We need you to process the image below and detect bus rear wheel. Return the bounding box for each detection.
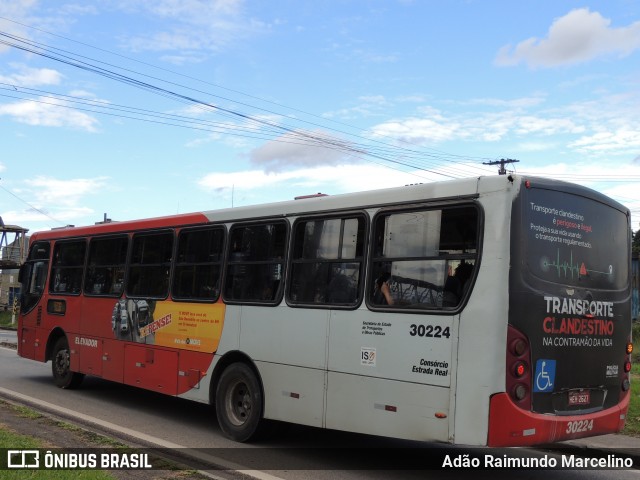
[51,337,84,389]
[215,362,264,442]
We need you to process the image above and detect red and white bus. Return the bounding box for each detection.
[18,175,632,446]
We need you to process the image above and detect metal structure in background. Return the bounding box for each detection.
[0,218,29,322]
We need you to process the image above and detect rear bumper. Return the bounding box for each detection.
[487,392,629,447]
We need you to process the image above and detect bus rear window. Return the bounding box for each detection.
[523,188,628,291]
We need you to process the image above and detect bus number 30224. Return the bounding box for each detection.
[409,324,451,339]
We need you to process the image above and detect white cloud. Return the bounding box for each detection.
[0,1,38,53]
[467,95,546,108]
[0,97,99,131]
[515,141,558,153]
[116,0,268,59]
[495,8,640,68]
[367,91,638,157]
[249,130,358,172]
[25,176,109,207]
[370,115,461,144]
[1,176,110,230]
[514,116,584,136]
[0,64,63,87]
[198,164,443,199]
[568,129,640,155]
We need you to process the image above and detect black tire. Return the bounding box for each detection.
[215,362,264,442]
[51,337,84,389]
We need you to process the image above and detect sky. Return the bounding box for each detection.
[1,0,640,235]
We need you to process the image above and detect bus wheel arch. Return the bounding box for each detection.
[45,327,67,363]
[49,333,85,389]
[211,352,265,442]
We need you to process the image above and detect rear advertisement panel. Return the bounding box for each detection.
[510,179,630,415]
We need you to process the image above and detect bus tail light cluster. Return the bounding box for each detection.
[506,325,531,410]
[622,340,633,395]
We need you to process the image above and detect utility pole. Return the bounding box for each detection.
[483,158,519,175]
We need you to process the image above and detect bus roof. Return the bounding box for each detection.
[27,175,629,241]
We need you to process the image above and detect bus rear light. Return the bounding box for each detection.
[513,384,527,401]
[621,337,633,401]
[506,325,532,410]
[511,339,527,356]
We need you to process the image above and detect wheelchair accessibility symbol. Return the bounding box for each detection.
[533,359,556,393]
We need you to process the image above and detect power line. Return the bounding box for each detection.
[0,180,65,226]
[5,17,640,192]
[0,26,494,180]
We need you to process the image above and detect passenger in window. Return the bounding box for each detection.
[373,272,394,305]
[326,266,355,304]
[443,262,473,307]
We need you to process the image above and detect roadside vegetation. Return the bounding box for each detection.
[0,310,15,328]
[0,404,114,480]
[622,321,640,436]
[0,402,200,478]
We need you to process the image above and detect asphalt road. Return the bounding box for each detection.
[0,343,638,480]
[0,328,17,346]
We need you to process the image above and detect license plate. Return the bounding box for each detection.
[568,391,590,406]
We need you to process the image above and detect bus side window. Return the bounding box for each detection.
[173,226,224,301]
[50,240,86,295]
[126,231,173,298]
[224,222,287,304]
[288,215,365,306]
[85,236,128,296]
[369,206,478,310]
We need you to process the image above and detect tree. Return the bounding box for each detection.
[633,229,640,256]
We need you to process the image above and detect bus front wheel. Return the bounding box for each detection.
[215,362,264,442]
[51,337,85,389]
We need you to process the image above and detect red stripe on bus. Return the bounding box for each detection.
[487,392,629,447]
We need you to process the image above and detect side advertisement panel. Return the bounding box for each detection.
[110,299,225,353]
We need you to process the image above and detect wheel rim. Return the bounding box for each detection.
[224,379,252,427]
[54,348,70,378]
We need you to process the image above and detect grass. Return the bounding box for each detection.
[0,310,16,328]
[623,363,640,436]
[0,401,193,477]
[621,322,640,436]
[0,428,115,480]
[11,404,44,420]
